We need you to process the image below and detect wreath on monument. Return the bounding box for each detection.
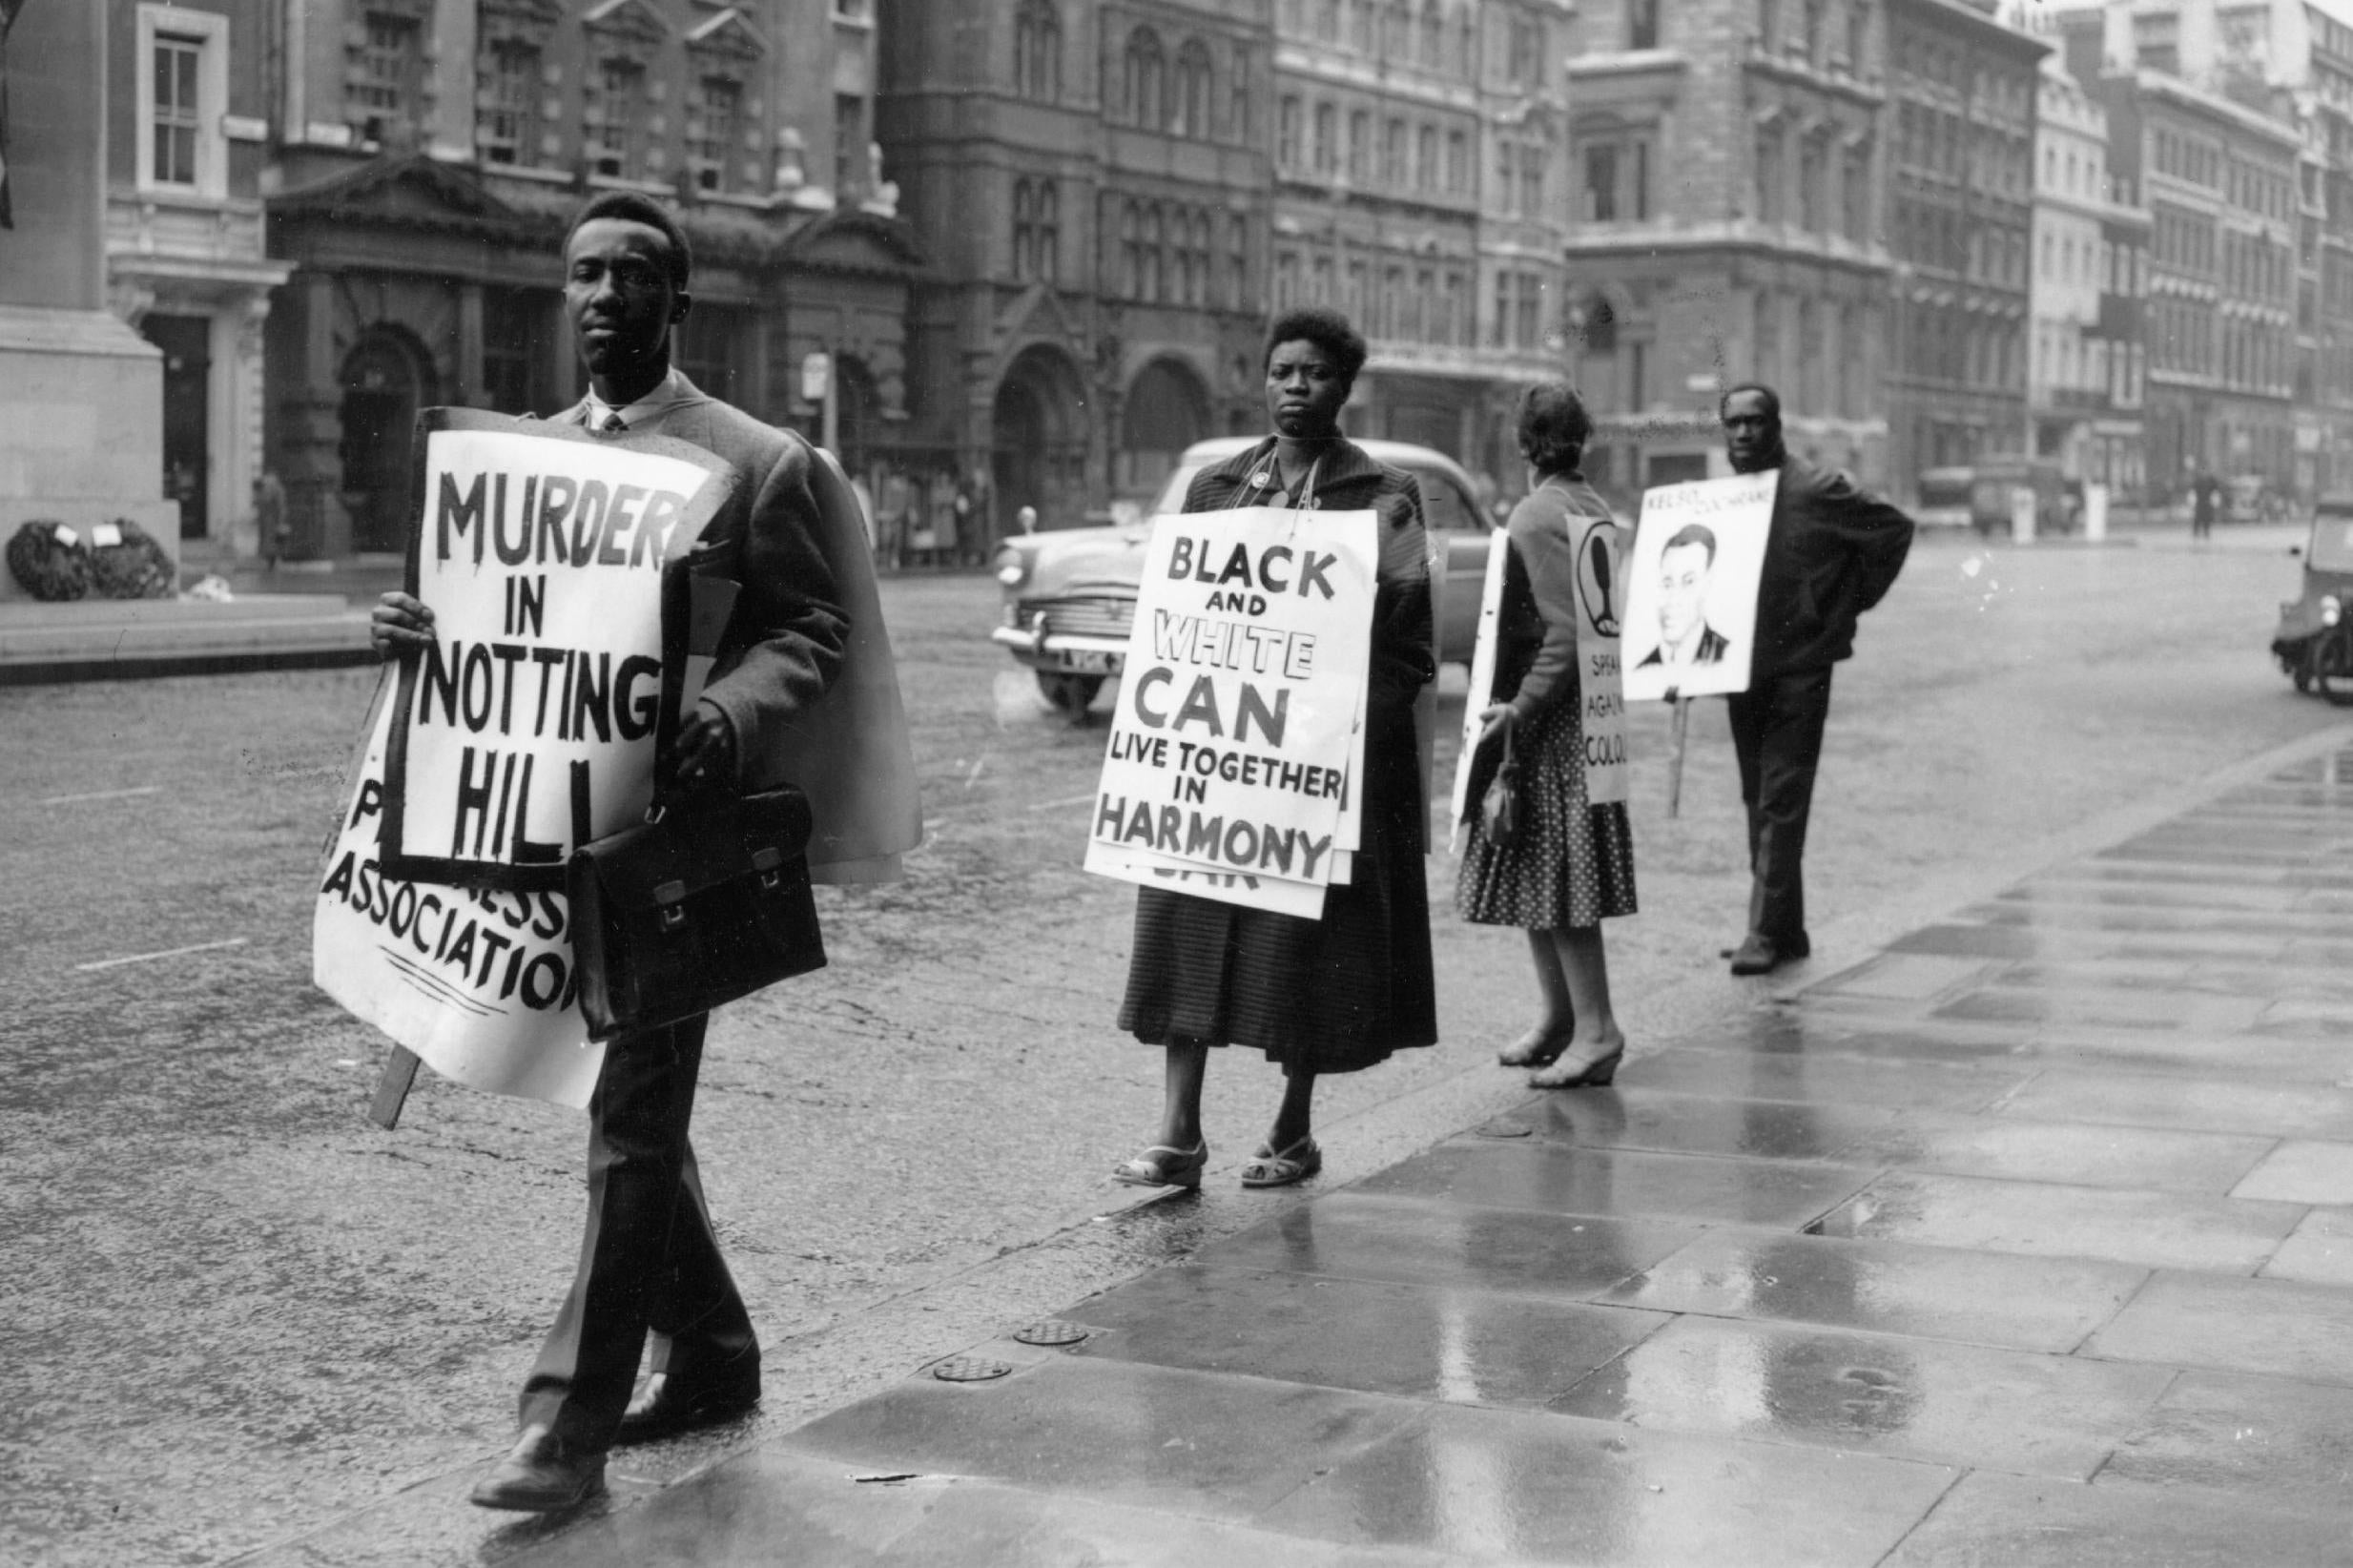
[88,519,177,600]
[7,521,93,601]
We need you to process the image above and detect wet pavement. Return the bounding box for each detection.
[474,736,2353,1565]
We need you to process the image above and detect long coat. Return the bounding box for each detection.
[1117,435,1439,1072]
[563,376,922,883]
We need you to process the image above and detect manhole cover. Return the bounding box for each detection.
[931,1356,1013,1383]
[1474,1124,1533,1139]
[1012,1319,1091,1348]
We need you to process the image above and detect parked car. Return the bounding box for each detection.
[2272,494,2353,702]
[2227,474,2293,524]
[989,436,1496,712]
[1914,462,2078,536]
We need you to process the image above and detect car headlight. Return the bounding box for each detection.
[994,551,1026,588]
[2324,594,2342,629]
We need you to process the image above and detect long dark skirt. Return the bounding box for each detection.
[1118,705,1437,1074]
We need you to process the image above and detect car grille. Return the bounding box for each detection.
[1017,593,1135,641]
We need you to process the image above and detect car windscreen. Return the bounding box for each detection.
[2311,510,2353,572]
[1148,464,1204,518]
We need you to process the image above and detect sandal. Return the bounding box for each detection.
[1529,1044,1625,1090]
[1112,1141,1207,1188]
[1240,1136,1322,1188]
[1496,1026,1571,1069]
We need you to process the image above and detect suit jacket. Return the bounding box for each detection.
[1636,624,1729,668]
[1753,457,1913,678]
[563,376,921,883]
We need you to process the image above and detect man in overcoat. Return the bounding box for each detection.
[1719,383,1913,977]
[371,190,918,1509]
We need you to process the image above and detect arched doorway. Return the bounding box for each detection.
[991,343,1087,537]
[339,330,435,553]
[1119,358,1209,502]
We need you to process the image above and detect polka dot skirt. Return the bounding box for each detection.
[1456,697,1638,930]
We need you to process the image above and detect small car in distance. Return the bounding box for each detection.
[989,436,1496,713]
[2273,494,2353,702]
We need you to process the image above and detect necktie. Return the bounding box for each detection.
[600,411,627,434]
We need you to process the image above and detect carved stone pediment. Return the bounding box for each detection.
[784,209,925,275]
[271,155,541,240]
[583,0,671,50]
[687,8,767,63]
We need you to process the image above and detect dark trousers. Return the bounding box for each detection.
[1725,667,1834,945]
[518,1013,757,1449]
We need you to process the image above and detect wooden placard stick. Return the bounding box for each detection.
[370,1046,421,1129]
[1665,691,1690,818]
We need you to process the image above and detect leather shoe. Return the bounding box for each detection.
[469,1424,607,1512]
[615,1368,761,1446]
[1729,932,1808,976]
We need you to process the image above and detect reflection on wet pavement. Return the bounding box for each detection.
[517,738,2353,1564]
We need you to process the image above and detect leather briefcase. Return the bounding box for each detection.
[567,784,827,1041]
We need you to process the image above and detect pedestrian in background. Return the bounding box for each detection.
[2192,465,2220,541]
[1112,306,1437,1190]
[1456,382,1635,1087]
[1718,383,1914,976]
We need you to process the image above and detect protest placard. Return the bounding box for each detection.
[1084,505,1378,913]
[1620,469,1777,703]
[315,411,737,1108]
[378,411,736,888]
[316,676,605,1106]
[1449,524,1511,851]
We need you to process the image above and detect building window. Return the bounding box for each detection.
[1847,2,1868,71]
[152,32,204,187]
[1349,110,1372,181]
[1122,204,1144,297]
[479,41,540,168]
[1125,28,1166,128]
[1036,181,1060,282]
[836,93,865,196]
[1385,117,1407,185]
[1016,0,1063,101]
[352,10,424,144]
[1446,129,1468,193]
[1229,214,1250,309]
[1417,125,1437,192]
[1756,126,1785,223]
[1800,136,1827,232]
[1146,206,1166,301]
[1275,249,1301,311]
[1630,0,1661,51]
[588,57,646,179]
[1584,143,1620,222]
[1520,141,1546,216]
[1174,40,1212,136]
[1843,144,1870,240]
[675,303,746,405]
[1314,102,1337,175]
[689,77,742,193]
[1499,142,1517,215]
[1279,96,1302,168]
[1580,134,1650,222]
[1014,181,1036,280]
[483,287,547,416]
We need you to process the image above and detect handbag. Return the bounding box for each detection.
[1479,717,1522,850]
[566,784,828,1041]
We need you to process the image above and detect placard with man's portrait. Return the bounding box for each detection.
[1620,469,1778,702]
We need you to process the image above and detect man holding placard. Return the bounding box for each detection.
[1718,383,1914,976]
[367,192,917,1511]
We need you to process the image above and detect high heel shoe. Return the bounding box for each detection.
[1112,1140,1207,1188]
[1496,1026,1571,1068]
[1528,1045,1624,1090]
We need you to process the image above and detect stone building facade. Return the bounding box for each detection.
[105,0,293,554]
[1882,0,2045,497]
[262,0,918,560]
[878,0,1272,536]
[1560,0,1895,503]
[2029,52,2146,498]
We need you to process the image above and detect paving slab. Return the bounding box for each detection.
[774,1357,1420,1525]
[2084,1270,2353,1384]
[1599,1229,2147,1351]
[1624,1045,2026,1112]
[1811,1171,2301,1274]
[1880,1474,2350,1568]
[1992,1069,2353,1141]
[1063,1265,1670,1408]
[2230,1139,2353,1204]
[1551,1315,2174,1480]
[1195,1191,1698,1301]
[1506,1090,2275,1193]
[2263,1207,2353,1287]
[503,1448,1457,1568]
[2102,1369,2353,1498]
[1353,1140,1874,1228]
[1253,1403,1957,1568]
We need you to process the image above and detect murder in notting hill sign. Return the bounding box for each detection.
[1084,505,1377,917]
[312,411,737,1106]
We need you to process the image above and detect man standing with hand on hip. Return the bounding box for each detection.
[1718,383,1913,977]
[370,191,918,1511]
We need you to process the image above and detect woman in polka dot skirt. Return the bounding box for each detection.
[1455,383,1637,1087]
